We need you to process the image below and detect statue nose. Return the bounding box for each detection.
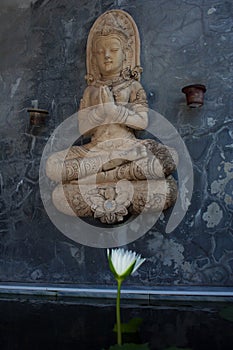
[105,50,111,59]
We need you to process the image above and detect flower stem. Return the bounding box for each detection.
[116,278,122,346]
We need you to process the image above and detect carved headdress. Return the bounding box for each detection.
[86,10,142,84]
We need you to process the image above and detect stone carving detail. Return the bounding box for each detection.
[53,176,177,224]
[46,10,178,224]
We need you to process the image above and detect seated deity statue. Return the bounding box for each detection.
[46,10,178,224]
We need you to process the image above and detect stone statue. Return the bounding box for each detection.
[46,10,178,224]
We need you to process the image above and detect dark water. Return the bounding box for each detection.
[0,297,232,350]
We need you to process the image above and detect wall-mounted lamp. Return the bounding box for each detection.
[27,100,48,126]
[182,84,206,108]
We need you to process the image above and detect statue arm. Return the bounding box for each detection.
[78,86,105,136]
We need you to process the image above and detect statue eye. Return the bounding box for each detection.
[96,49,104,54]
[111,48,119,52]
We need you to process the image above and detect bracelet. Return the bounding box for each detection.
[89,108,102,126]
[114,105,129,123]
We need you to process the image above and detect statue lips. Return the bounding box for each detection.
[104,60,113,65]
[103,60,113,72]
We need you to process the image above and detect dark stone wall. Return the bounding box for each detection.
[0,0,232,286]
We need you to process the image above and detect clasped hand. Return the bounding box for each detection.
[96,86,118,123]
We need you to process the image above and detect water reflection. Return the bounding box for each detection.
[0,297,232,349]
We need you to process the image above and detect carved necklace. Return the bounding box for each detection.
[111,80,133,100]
[95,78,133,100]
[95,76,126,88]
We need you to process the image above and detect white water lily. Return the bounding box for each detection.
[107,248,146,346]
[107,248,146,280]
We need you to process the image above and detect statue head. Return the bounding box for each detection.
[93,35,125,77]
[86,10,142,84]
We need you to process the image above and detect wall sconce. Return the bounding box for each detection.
[182,84,206,108]
[27,100,48,126]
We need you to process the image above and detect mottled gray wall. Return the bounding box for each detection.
[0,0,232,286]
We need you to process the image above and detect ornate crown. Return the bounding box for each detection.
[93,11,134,47]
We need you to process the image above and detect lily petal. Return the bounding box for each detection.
[107,248,146,279]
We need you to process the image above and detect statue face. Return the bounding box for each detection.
[95,36,124,76]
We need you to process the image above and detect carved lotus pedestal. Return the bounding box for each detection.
[52,176,177,224]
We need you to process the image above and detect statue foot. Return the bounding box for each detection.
[102,144,147,171]
[114,144,147,162]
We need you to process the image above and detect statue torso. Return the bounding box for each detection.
[81,79,142,144]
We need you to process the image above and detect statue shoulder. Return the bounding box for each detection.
[131,80,145,92]
[130,80,147,104]
[83,85,98,96]
[80,85,100,108]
